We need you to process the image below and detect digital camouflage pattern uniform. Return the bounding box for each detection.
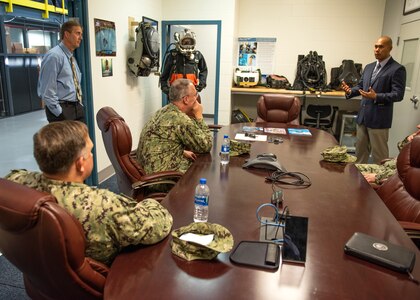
[5,169,173,265]
[136,103,213,174]
[355,135,410,184]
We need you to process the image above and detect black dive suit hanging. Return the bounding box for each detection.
[291,51,327,91]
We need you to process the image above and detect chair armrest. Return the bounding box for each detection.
[132,171,183,190]
[208,124,222,129]
[399,221,420,232]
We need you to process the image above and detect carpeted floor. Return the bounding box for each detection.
[0,175,118,298]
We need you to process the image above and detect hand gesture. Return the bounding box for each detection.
[359,87,377,100]
[341,81,352,95]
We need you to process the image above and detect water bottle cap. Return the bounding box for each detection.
[199,178,207,184]
[224,135,228,138]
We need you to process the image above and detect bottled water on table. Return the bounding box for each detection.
[193,178,210,222]
[220,135,230,165]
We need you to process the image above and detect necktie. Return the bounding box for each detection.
[371,63,381,82]
[70,56,82,103]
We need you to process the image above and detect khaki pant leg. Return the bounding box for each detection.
[368,128,389,164]
[355,124,370,163]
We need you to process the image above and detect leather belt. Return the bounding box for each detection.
[59,100,78,105]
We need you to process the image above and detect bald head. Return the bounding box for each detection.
[374,36,393,62]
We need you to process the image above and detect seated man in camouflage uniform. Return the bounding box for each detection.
[356,124,420,184]
[136,78,213,174]
[5,121,173,266]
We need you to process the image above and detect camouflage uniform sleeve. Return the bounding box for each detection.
[109,195,173,247]
[397,135,410,151]
[177,117,213,153]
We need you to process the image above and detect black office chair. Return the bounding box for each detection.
[303,105,338,132]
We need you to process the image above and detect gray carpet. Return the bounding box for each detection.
[0,256,29,299]
[0,175,118,298]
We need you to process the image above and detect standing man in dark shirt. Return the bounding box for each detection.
[342,36,406,164]
[38,20,85,123]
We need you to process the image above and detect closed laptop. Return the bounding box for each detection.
[344,232,416,273]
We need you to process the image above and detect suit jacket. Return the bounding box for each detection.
[346,57,406,129]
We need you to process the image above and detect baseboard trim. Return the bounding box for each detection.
[98,165,115,183]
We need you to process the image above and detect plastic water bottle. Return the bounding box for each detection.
[193,178,210,222]
[220,135,230,165]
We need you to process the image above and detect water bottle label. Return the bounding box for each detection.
[194,195,208,206]
[221,145,230,152]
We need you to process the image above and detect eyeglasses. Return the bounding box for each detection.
[183,91,198,99]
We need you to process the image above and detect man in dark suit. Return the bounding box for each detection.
[342,36,406,164]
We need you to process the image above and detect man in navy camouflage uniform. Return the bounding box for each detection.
[136,78,213,174]
[356,124,420,184]
[5,121,173,266]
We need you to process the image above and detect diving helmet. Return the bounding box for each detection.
[174,29,196,60]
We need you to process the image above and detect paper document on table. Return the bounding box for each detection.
[235,133,268,141]
[264,128,287,135]
[180,233,214,246]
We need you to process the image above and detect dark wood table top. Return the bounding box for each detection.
[105,123,420,299]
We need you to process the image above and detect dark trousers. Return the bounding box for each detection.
[46,102,86,123]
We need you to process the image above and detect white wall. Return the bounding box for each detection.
[87,0,163,178]
[236,0,386,82]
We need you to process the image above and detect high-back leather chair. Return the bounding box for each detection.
[0,179,108,300]
[96,106,182,201]
[377,137,420,246]
[255,94,301,124]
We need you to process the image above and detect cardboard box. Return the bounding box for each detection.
[11,42,23,54]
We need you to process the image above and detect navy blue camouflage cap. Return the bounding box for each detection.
[171,222,234,261]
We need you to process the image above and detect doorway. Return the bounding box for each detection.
[391,19,420,157]
[161,20,221,124]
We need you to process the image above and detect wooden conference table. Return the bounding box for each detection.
[105,123,420,299]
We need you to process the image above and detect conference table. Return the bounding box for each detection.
[105,123,420,299]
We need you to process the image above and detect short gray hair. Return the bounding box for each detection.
[168,79,192,102]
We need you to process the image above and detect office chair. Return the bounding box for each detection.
[377,137,420,248]
[255,94,301,124]
[0,179,109,300]
[303,104,338,131]
[96,107,183,201]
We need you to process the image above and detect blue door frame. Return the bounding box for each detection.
[161,20,221,124]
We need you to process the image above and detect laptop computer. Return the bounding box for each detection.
[344,232,416,274]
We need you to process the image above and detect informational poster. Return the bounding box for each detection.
[238,37,276,75]
[101,58,113,77]
[94,18,116,56]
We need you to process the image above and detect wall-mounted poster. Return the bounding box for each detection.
[94,18,116,56]
[102,58,113,77]
[238,37,276,75]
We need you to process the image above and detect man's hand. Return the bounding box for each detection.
[408,125,420,142]
[363,173,376,183]
[183,150,197,161]
[359,87,377,100]
[191,100,203,120]
[341,81,352,95]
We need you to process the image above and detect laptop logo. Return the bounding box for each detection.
[372,243,388,251]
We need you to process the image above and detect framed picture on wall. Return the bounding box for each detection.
[94,18,116,56]
[403,0,420,15]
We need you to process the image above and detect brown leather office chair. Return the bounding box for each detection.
[96,106,183,201]
[377,136,420,247]
[255,94,301,124]
[0,179,108,300]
